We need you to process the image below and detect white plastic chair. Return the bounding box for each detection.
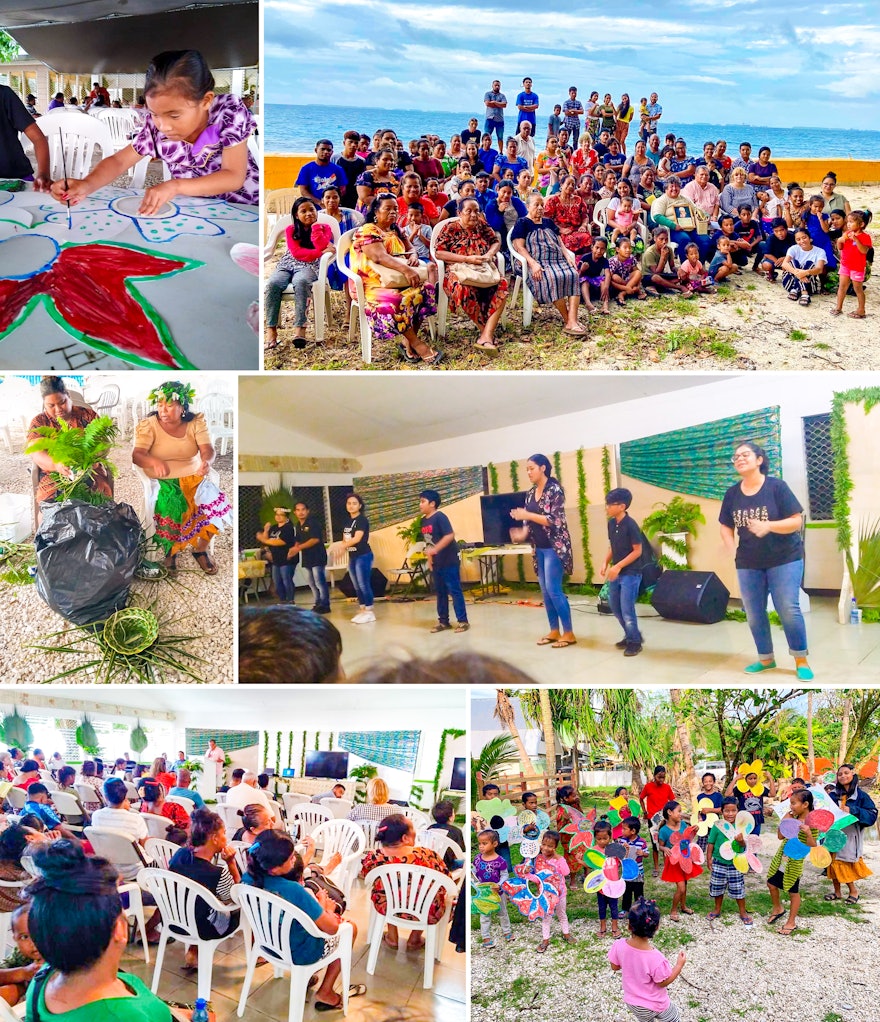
[165,794,197,813]
[228,840,252,876]
[267,798,285,829]
[0,878,28,959]
[214,802,244,833]
[75,783,103,809]
[231,884,353,1022]
[287,805,332,841]
[36,109,114,179]
[124,780,141,804]
[598,198,649,245]
[282,792,312,818]
[363,864,458,989]
[402,807,431,832]
[118,880,150,963]
[138,867,243,1002]
[141,812,173,839]
[83,827,150,884]
[430,216,506,339]
[95,108,140,152]
[324,543,350,590]
[354,819,380,852]
[335,228,372,362]
[416,830,465,881]
[320,797,353,820]
[4,788,26,812]
[49,790,85,829]
[507,225,534,328]
[198,393,234,456]
[145,837,180,869]
[264,212,336,342]
[0,997,24,1020]
[310,820,365,899]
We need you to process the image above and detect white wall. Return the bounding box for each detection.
[239,409,351,459]
[355,373,879,517]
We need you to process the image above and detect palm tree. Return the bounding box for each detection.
[471,734,519,806]
[493,690,536,775]
[540,688,556,781]
[839,694,853,766]
[806,691,815,779]
[670,689,698,807]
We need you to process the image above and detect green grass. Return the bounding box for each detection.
[789,328,808,341]
[823,1013,845,1022]
[813,342,832,350]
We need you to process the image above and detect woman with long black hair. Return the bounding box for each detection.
[719,440,812,678]
[509,453,576,648]
[826,764,875,904]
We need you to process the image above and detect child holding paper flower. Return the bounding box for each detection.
[767,788,817,935]
[658,801,703,921]
[724,762,776,835]
[706,798,753,925]
[534,830,575,952]
[473,829,514,948]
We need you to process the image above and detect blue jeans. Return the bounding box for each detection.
[265,264,318,328]
[303,565,329,607]
[272,563,294,603]
[670,229,712,262]
[433,563,467,625]
[535,547,572,634]
[484,118,504,148]
[349,552,374,608]
[609,573,642,645]
[737,558,808,657]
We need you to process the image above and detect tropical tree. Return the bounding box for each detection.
[807,691,815,778]
[670,689,698,807]
[540,689,556,780]
[493,690,536,775]
[518,689,595,784]
[471,734,519,807]
[839,694,853,766]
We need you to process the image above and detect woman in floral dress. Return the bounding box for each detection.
[544,173,593,253]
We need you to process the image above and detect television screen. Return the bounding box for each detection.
[480,492,528,546]
[449,756,466,790]
[305,751,349,779]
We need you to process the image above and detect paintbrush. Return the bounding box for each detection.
[58,129,71,230]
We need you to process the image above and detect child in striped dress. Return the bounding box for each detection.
[766,789,817,935]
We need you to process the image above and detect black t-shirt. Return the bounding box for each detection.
[719,476,804,569]
[578,253,609,279]
[0,85,36,178]
[343,515,371,557]
[266,521,296,566]
[368,150,412,174]
[429,821,466,868]
[461,128,481,146]
[607,513,643,575]
[525,494,552,548]
[292,517,328,568]
[734,219,762,245]
[734,789,766,825]
[169,850,238,939]
[765,232,793,258]
[421,510,459,568]
[594,141,609,159]
[337,155,366,208]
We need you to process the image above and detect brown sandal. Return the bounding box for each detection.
[192,550,219,575]
[537,634,560,645]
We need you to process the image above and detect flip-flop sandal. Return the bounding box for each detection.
[768,911,786,922]
[778,925,796,936]
[397,343,421,364]
[551,638,577,648]
[829,309,842,317]
[421,350,444,365]
[823,894,842,902]
[475,342,500,357]
[845,895,861,904]
[617,294,627,306]
[192,550,219,575]
[315,987,366,1013]
[740,915,754,926]
[537,635,560,645]
[562,327,587,336]
[535,939,550,953]
[680,908,695,915]
[707,912,721,921]
[848,312,866,319]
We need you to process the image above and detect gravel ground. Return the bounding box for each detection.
[472,829,880,1022]
[0,418,234,683]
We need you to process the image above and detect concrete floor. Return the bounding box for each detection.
[120,880,465,1022]
[308,590,880,684]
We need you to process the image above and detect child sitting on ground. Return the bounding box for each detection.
[473,828,514,947]
[619,816,648,912]
[767,788,817,935]
[534,830,575,952]
[609,238,644,305]
[609,898,686,1022]
[757,217,794,282]
[708,235,738,282]
[706,797,753,925]
[593,820,621,937]
[0,905,43,1007]
[677,242,716,293]
[805,194,838,269]
[713,214,751,267]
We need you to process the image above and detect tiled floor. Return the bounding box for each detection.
[330,593,880,684]
[121,882,465,1021]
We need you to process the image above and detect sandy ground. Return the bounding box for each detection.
[471,814,880,1022]
[264,183,879,372]
[0,416,234,683]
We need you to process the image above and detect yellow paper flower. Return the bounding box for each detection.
[735,760,766,796]
[690,796,719,837]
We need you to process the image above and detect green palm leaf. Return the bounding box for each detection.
[845,518,880,608]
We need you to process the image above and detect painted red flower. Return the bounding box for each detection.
[667,825,704,874]
[0,238,201,368]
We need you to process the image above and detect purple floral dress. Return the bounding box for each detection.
[132,93,258,205]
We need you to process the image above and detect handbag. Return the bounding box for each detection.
[373,256,429,289]
[451,259,501,288]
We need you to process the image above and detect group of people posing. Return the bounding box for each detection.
[278,101,871,358]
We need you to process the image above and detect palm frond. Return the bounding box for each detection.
[845,517,880,608]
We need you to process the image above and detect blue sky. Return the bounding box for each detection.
[265,0,878,129]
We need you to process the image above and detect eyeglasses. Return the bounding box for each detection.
[731,452,754,462]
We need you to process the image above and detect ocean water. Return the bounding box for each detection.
[266,103,880,160]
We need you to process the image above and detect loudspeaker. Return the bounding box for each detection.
[336,568,388,599]
[650,570,729,624]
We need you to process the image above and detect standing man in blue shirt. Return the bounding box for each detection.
[295,139,347,203]
[562,86,584,149]
[483,79,507,149]
[516,78,539,131]
[643,93,662,141]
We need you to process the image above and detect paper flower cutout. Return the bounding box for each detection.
[0,232,200,368]
[718,814,762,874]
[736,761,766,796]
[37,191,258,247]
[666,825,705,874]
[691,797,720,837]
[779,803,850,864]
[519,837,540,860]
[518,810,537,827]
[470,874,501,915]
[560,818,596,853]
[502,869,560,920]
[607,796,642,828]
[582,852,627,898]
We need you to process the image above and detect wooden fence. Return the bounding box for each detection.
[476,768,575,809]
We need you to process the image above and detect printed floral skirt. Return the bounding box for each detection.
[154,474,232,554]
[354,283,438,341]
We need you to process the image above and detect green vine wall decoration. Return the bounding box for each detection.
[553,451,562,483]
[602,445,612,494]
[509,461,525,582]
[314,731,321,750]
[831,388,880,553]
[488,462,499,494]
[300,731,307,777]
[577,447,593,582]
[275,731,281,775]
[262,731,269,770]
[329,733,334,751]
[287,731,293,770]
[433,728,466,798]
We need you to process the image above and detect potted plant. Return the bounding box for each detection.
[642,496,705,569]
[349,763,378,804]
[844,518,880,621]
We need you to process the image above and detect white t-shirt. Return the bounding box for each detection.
[224,783,273,813]
[786,244,826,271]
[205,745,225,781]
[90,807,148,879]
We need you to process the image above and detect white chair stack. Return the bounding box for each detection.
[309,820,365,899]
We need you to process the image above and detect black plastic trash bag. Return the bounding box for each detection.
[34,500,143,625]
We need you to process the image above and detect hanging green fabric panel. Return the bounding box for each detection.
[337,731,421,771]
[619,406,781,499]
[186,730,259,755]
[353,467,483,530]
